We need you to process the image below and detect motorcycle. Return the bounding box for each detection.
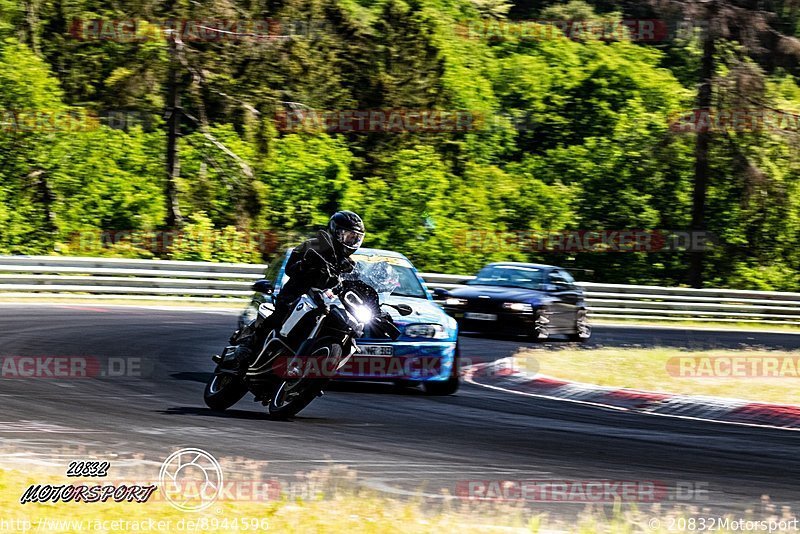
[203,251,412,418]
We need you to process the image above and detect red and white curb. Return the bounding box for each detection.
[464,358,800,431]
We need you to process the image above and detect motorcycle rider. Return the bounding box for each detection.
[228,211,366,368]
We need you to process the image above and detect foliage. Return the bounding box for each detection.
[169,212,261,263]
[0,0,798,290]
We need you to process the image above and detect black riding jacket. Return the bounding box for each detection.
[278,230,355,305]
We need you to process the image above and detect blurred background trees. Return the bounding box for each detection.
[0,0,798,289]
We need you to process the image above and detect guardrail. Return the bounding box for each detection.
[0,256,264,305]
[0,257,798,325]
[420,273,800,325]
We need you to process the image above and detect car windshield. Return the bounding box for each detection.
[467,265,544,290]
[353,258,428,299]
[278,252,427,299]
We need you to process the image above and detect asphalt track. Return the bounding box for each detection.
[1,304,798,518]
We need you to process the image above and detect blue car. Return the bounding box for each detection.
[240,247,461,395]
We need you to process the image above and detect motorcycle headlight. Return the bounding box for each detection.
[445,298,467,306]
[405,324,449,339]
[352,305,374,324]
[502,302,533,312]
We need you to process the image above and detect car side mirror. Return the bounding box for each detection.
[541,283,558,292]
[394,304,413,316]
[432,287,450,299]
[384,303,414,316]
[252,279,274,294]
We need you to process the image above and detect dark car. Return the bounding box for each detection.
[437,262,591,341]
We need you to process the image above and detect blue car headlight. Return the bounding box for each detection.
[405,323,449,339]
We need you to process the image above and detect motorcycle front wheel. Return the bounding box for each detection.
[204,370,248,411]
[268,341,342,418]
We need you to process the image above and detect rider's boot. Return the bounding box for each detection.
[217,332,258,371]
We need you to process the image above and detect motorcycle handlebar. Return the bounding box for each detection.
[307,288,329,309]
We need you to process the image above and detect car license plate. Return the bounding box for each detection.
[464,312,498,321]
[359,345,394,356]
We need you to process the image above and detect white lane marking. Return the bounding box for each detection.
[0,394,156,398]
[0,421,107,433]
[0,303,242,314]
[463,367,800,433]
[362,478,461,500]
[261,460,473,466]
[520,368,798,414]
[465,374,628,412]
[468,359,800,414]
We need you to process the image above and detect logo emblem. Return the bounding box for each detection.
[159,448,223,512]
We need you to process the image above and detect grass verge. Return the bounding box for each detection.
[514,347,800,405]
[1,466,797,533]
[0,466,530,533]
[591,318,800,333]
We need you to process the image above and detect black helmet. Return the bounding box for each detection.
[328,210,365,256]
